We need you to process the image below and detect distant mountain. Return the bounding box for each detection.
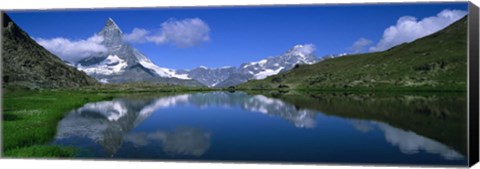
[217,44,321,87]
[177,66,237,87]
[2,13,98,89]
[182,44,321,87]
[238,16,468,91]
[75,18,203,86]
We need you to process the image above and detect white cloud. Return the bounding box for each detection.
[124,18,210,48]
[123,28,149,43]
[349,38,372,53]
[290,44,316,56]
[369,9,467,52]
[36,34,107,63]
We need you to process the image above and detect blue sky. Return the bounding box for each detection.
[7,2,468,69]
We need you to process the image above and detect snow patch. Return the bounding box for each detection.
[77,55,127,75]
[210,81,221,87]
[242,64,251,69]
[136,54,191,80]
[253,67,284,80]
[258,59,268,65]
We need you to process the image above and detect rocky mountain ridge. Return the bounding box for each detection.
[2,13,98,89]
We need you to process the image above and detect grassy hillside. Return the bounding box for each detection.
[238,16,468,91]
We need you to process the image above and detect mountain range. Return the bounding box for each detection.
[68,18,322,87]
[178,44,321,87]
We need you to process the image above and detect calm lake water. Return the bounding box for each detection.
[52,91,467,166]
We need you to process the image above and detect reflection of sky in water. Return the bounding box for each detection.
[350,120,464,160]
[52,92,466,165]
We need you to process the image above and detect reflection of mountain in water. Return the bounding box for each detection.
[131,92,318,128]
[274,92,467,156]
[54,91,465,160]
[54,92,317,157]
[55,98,161,156]
[184,92,318,128]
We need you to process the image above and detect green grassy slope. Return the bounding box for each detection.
[2,88,116,157]
[238,16,468,91]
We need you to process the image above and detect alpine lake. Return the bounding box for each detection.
[51,90,467,166]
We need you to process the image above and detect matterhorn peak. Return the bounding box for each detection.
[98,17,124,48]
[104,18,122,33]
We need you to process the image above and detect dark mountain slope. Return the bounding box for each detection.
[2,13,98,89]
[238,16,468,91]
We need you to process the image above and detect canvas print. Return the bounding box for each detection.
[1,2,472,166]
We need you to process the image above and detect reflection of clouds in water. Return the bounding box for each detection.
[290,110,316,128]
[350,120,464,160]
[251,95,285,106]
[162,127,211,156]
[376,122,464,160]
[123,132,150,147]
[124,127,211,157]
[351,120,374,133]
[55,113,109,141]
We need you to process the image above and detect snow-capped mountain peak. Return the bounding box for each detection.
[240,44,320,80]
[98,18,124,48]
[106,18,121,30]
[74,18,197,85]
[282,44,317,64]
